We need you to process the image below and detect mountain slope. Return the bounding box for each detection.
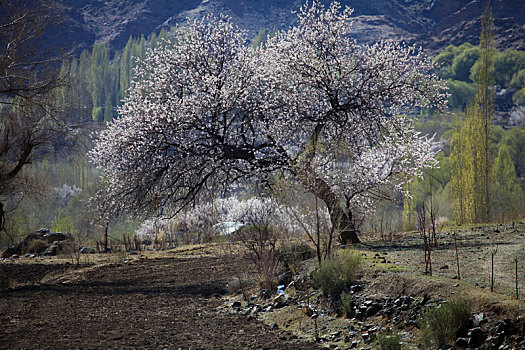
[61,0,525,54]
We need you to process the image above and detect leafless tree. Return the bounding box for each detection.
[0,0,71,240]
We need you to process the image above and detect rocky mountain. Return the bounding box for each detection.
[60,0,525,54]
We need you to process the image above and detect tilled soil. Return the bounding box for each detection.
[0,256,321,349]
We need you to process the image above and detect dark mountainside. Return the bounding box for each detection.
[61,0,525,53]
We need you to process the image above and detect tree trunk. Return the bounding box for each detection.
[303,172,361,244]
[330,204,360,244]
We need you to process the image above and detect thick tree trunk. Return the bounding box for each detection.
[306,176,360,244]
[329,204,360,244]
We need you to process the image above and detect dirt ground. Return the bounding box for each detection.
[0,256,322,350]
[363,220,525,300]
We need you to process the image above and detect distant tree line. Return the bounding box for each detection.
[434,43,525,109]
[56,28,171,124]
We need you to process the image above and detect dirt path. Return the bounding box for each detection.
[0,256,321,349]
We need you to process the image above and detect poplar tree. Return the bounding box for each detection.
[451,2,495,224]
[475,2,495,222]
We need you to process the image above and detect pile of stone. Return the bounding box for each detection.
[1,228,73,258]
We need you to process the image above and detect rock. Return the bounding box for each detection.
[493,321,507,334]
[486,333,505,350]
[43,232,68,243]
[456,337,469,348]
[273,300,286,309]
[468,327,484,347]
[349,340,360,349]
[382,307,395,317]
[504,318,516,335]
[2,246,20,258]
[292,276,309,291]
[473,313,484,327]
[273,294,284,304]
[368,326,379,333]
[365,302,382,317]
[350,284,363,293]
[361,332,374,344]
[261,289,271,299]
[355,306,367,320]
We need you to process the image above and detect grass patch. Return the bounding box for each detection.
[377,328,402,350]
[340,290,353,318]
[373,262,410,273]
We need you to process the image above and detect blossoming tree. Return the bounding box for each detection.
[90,1,446,244]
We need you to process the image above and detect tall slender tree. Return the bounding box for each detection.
[451,1,495,224]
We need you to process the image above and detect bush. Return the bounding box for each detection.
[418,298,472,348]
[340,290,353,318]
[377,328,402,350]
[311,250,362,298]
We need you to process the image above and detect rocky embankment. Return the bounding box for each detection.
[224,274,525,349]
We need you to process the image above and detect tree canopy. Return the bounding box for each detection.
[90,1,446,244]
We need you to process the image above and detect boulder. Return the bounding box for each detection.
[43,232,68,243]
[468,327,484,348]
[456,337,469,348]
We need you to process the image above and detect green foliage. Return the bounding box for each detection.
[91,106,102,122]
[450,5,495,225]
[51,213,76,234]
[510,68,525,89]
[513,88,525,106]
[451,46,479,82]
[446,80,476,110]
[434,43,477,81]
[494,50,525,87]
[501,127,525,177]
[250,28,266,49]
[340,290,353,318]
[377,328,402,350]
[418,298,472,348]
[491,144,525,221]
[311,250,362,297]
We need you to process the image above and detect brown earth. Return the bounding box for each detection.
[0,256,321,350]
